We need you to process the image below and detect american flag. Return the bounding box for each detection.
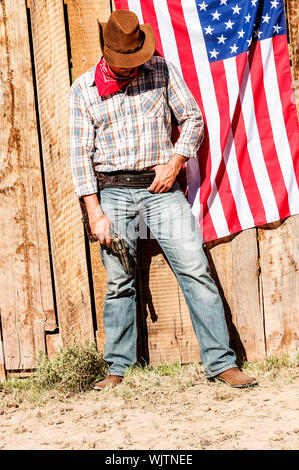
[114,0,299,242]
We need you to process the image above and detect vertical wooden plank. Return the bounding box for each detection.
[28,0,94,343]
[138,240,200,366]
[259,217,299,356]
[65,0,111,352]
[65,0,111,80]
[0,0,55,370]
[206,230,266,362]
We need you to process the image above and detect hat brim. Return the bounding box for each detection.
[98,22,156,68]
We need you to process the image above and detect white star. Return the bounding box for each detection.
[245,14,251,23]
[217,34,227,44]
[238,29,245,39]
[273,24,282,33]
[204,25,214,35]
[271,0,279,8]
[199,1,208,11]
[212,10,221,20]
[232,4,241,14]
[247,38,252,47]
[209,49,219,59]
[251,0,258,6]
[262,13,271,23]
[254,29,263,38]
[225,19,234,29]
[230,44,238,54]
[220,0,227,4]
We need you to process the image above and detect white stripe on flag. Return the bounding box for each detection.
[152,0,183,75]
[181,0,229,238]
[127,0,144,23]
[260,38,299,214]
[238,55,280,222]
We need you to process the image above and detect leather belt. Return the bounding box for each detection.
[95,170,156,189]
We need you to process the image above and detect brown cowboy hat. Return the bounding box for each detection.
[98,10,156,68]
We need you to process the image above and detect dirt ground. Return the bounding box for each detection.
[0,362,298,450]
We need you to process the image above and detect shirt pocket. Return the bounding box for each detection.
[140,87,166,117]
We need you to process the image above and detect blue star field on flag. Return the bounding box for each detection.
[196,0,286,62]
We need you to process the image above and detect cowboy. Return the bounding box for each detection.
[68,10,257,389]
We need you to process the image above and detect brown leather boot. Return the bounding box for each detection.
[215,367,258,388]
[93,375,123,390]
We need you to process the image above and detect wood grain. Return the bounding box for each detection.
[206,230,266,362]
[28,0,94,344]
[65,0,111,80]
[258,216,299,356]
[65,0,111,353]
[0,0,55,370]
[46,333,62,360]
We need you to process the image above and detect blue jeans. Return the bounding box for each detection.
[99,182,237,378]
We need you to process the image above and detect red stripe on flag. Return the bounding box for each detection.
[165,0,217,240]
[138,0,164,56]
[248,41,291,220]
[272,35,299,187]
[114,0,129,10]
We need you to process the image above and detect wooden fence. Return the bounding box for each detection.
[0,0,298,381]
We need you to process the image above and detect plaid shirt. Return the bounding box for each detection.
[68,56,204,197]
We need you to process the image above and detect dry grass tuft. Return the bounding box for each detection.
[0,342,107,406]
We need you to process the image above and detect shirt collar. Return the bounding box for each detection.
[88,57,155,87]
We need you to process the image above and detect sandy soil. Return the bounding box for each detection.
[0,366,298,450]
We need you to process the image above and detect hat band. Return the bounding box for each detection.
[106,32,145,54]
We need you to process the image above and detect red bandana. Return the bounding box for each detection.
[94,57,138,97]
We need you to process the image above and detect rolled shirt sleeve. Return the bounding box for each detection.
[167,61,204,159]
[68,84,98,197]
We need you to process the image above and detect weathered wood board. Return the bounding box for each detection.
[46,333,62,360]
[65,0,112,352]
[0,0,55,370]
[65,0,110,81]
[28,0,94,344]
[258,216,299,356]
[206,230,266,362]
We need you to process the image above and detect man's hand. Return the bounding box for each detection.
[90,212,113,247]
[83,194,113,247]
[147,153,187,194]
